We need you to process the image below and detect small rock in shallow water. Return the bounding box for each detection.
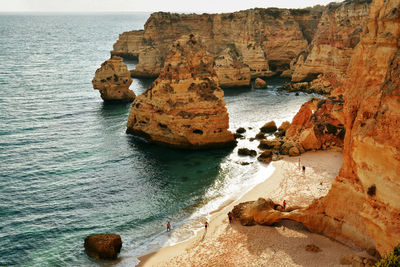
[84,233,122,260]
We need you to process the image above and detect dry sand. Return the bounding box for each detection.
[138,151,368,267]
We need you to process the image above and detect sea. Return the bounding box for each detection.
[0,13,315,266]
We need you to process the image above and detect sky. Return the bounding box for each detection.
[0,0,339,13]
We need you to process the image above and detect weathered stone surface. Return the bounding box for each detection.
[258,140,282,150]
[257,150,273,163]
[285,96,345,151]
[84,234,122,260]
[291,0,370,86]
[92,56,135,101]
[260,121,277,133]
[254,78,267,89]
[111,8,322,87]
[126,35,236,149]
[288,146,300,156]
[283,0,400,256]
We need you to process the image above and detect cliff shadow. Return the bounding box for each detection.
[227,219,353,266]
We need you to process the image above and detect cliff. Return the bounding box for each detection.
[112,8,322,87]
[126,35,236,149]
[92,56,135,101]
[234,0,400,256]
[306,0,400,254]
[291,0,370,85]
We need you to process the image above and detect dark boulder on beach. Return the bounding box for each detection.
[84,233,122,260]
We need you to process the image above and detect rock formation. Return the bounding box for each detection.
[126,35,236,149]
[92,56,135,101]
[285,95,345,151]
[303,0,400,255]
[234,0,400,256]
[111,8,322,87]
[84,234,122,260]
[254,78,267,89]
[291,0,370,87]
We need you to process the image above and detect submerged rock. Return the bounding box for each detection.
[238,148,257,157]
[84,234,122,260]
[92,56,135,102]
[126,35,236,149]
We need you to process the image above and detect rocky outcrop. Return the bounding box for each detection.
[240,0,400,256]
[254,78,267,89]
[285,95,345,151]
[126,35,236,149]
[303,0,400,255]
[291,0,370,87]
[111,8,322,87]
[92,56,135,101]
[84,234,122,260]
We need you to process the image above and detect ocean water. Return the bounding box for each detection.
[0,13,314,266]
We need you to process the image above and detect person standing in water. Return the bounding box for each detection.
[167,222,171,232]
[205,221,209,230]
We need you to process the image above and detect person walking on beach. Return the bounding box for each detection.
[205,221,209,230]
[167,222,171,232]
[302,166,306,173]
[228,212,233,224]
[283,200,286,210]
[298,157,301,169]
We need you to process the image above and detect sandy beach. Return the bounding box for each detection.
[138,151,368,266]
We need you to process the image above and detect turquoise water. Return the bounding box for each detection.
[0,13,313,266]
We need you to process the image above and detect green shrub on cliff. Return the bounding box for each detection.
[375,243,400,267]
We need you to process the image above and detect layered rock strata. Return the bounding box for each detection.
[126,36,236,149]
[92,56,135,101]
[291,0,370,86]
[235,0,400,256]
[304,0,400,255]
[112,8,322,87]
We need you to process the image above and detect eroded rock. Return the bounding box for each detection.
[84,234,122,260]
[126,35,236,149]
[92,56,135,101]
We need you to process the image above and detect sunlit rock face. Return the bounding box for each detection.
[111,8,322,87]
[291,0,370,87]
[302,0,400,255]
[126,36,236,149]
[92,56,135,101]
[233,0,400,256]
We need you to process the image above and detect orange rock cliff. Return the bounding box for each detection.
[111,8,322,87]
[291,0,371,86]
[126,35,236,149]
[233,0,400,256]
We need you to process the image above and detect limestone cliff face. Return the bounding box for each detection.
[92,56,135,101]
[112,8,321,87]
[126,36,236,149]
[235,0,400,255]
[291,0,370,84]
[308,0,400,254]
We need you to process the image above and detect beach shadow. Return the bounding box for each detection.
[229,219,351,266]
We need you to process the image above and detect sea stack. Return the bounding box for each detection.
[126,35,236,149]
[92,56,135,102]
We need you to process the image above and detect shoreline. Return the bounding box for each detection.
[137,150,369,266]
